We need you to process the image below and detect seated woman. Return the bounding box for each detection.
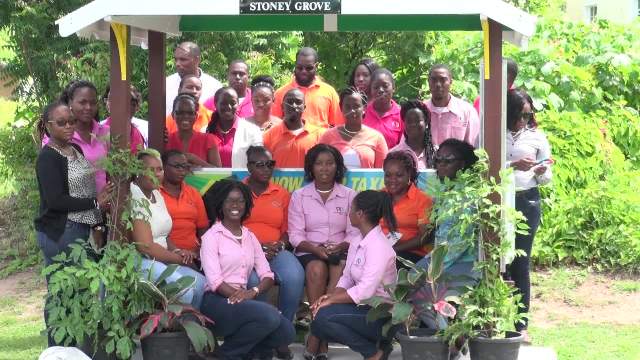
[131,149,206,309]
[348,58,380,100]
[362,68,403,149]
[382,151,434,265]
[416,138,480,329]
[288,144,358,360]
[245,76,283,132]
[165,74,212,134]
[310,190,398,360]
[165,93,222,167]
[318,88,388,169]
[390,100,437,169]
[159,150,209,263]
[200,179,295,360]
[206,86,263,168]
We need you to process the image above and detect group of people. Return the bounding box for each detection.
[34,41,552,359]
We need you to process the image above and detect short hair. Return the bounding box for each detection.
[161,149,185,164]
[251,75,276,92]
[506,58,518,83]
[383,150,419,184]
[400,100,435,168]
[353,190,397,232]
[429,64,452,79]
[37,100,68,140]
[339,87,367,109]
[178,74,202,91]
[203,179,254,223]
[284,87,304,101]
[304,144,347,184]
[176,41,201,58]
[507,88,537,129]
[370,68,395,87]
[245,145,269,160]
[102,84,142,106]
[228,59,248,72]
[137,148,162,163]
[172,93,198,114]
[438,138,479,171]
[296,47,318,62]
[348,58,380,88]
[206,86,237,133]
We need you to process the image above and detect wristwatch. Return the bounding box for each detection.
[250,286,260,295]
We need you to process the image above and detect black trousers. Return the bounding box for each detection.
[508,187,541,331]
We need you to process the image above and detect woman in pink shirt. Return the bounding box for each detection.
[310,190,398,360]
[390,100,437,169]
[101,84,146,153]
[362,68,404,149]
[319,88,388,169]
[200,179,294,360]
[288,144,358,360]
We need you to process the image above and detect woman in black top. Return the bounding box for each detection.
[35,101,113,346]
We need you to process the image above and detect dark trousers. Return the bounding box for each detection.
[396,250,423,270]
[311,303,394,358]
[201,291,295,360]
[507,187,541,331]
[36,221,91,347]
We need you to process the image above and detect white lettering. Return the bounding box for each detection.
[323,2,330,10]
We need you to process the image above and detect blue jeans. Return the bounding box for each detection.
[201,292,295,360]
[311,304,394,358]
[247,250,305,321]
[37,221,91,347]
[139,258,207,310]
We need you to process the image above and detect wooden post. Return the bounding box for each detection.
[148,30,166,151]
[483,19,504,181]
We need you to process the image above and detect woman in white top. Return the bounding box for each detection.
[131,149,206,309]
[505,89,552,343]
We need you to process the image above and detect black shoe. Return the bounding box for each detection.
[275,347,294,360]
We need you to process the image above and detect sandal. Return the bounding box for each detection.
[314,354,328,360]
[303,334,316,360]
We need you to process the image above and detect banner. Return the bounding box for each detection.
[239,0,341,14]
[186,168,437,195]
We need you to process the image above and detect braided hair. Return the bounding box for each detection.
[36,100,68,141]
[353,190,397,232]
[172,92,198,114]
[250,75,275,93]
[400,100,436,168]
[339,87,368,109]
[383,150,419,184]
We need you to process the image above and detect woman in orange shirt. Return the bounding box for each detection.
[382,150,433,265]
[243,145,303,360]
[318,88,388,169]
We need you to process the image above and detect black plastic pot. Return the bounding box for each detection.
[396,328,449,360]
[141,331,190,360]
[469,331,523,360]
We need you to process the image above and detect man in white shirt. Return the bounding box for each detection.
[165,41,222,115]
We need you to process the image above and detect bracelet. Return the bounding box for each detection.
[92,225,105,232]
[93,198,99,209]
[251,286,260,295]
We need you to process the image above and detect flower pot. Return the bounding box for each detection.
[469,331,523,360]
[396,328,449,360]
[141,331,190,360]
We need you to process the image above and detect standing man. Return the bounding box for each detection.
[203,59,254,118]
[166,41,222,115]
[272,47,342,129]
[425,64,480,147]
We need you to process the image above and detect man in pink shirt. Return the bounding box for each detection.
[203,60,254,118]
[425,64,480,147]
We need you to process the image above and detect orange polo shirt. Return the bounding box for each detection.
[263,121,324,168]
[159,183,209,252]
[243,181,291,244]
[381,184,433,257]
[165,104,212,134]
[271,78,342,129]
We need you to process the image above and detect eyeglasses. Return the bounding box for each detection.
[248,160,276,169]
[521,112,535,122]
[434,156,461,165]
[48,118,77,127]
[167,163,190,171]
[295,65,316,72]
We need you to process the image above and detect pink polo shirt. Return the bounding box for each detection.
[362,100,404,149]
[200,222,274,292]
[42,120,109,193]
[425,96,480,148]
[203,88,254,119]
[101,117,145,153]
[337,225,397,304]
[390,136,431,170]
[288,182,359,256]
[209,118,238,167]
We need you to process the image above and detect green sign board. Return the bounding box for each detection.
[240,0,341,14]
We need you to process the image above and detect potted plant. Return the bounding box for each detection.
[135,263,216,360]
[440,150,528,360]
[366,244,458,360]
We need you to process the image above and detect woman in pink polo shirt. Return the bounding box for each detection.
[310,190,398,360]
[200,179,294,360]
[288,144,359,360]
[363,68,404,149]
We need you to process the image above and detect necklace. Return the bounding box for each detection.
[341,125,361,135]
[218,126,232,135]
[49,142,75,157]
[316,187,334,194]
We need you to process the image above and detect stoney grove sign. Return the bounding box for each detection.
[240,0,341,14]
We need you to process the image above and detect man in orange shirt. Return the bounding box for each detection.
[263,88,324,168]
[271,47,342,129]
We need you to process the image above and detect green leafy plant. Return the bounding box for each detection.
[135,263,216,353]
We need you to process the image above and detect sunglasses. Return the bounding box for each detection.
[434,157,461,165]
[521,112,535,122]
[167,163,191,170]
[48,118,77,127]
[248,160,276,169]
